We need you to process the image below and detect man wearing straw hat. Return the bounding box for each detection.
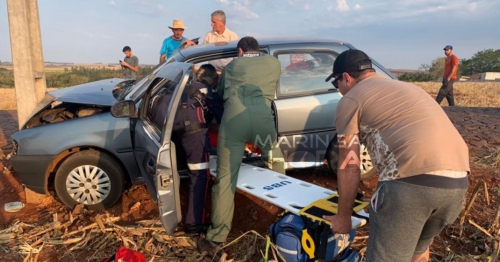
[159,19,188,63]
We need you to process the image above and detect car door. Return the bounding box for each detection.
[270,44,349,169]
[132,62,193,234]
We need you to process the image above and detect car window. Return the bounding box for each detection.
[125,62,168,100]
[143,71,187,138]
[372,63,392,78]
[186,48,268,73]
[277,51,336,97]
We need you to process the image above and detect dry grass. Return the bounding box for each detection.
[0,88,57,110]
[0,64,121,72]
[414,81,500,107]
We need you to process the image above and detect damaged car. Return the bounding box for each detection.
[10,38,395,231]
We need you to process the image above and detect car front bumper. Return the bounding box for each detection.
[10,155,54,194]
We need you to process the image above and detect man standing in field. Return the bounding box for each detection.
[120,46,139,80]
[323,49,469,262]
[436,45,459,106]
[159,20,188,63]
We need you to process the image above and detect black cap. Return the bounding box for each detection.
[325,49,373,82]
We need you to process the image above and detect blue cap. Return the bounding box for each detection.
[443,45,453,50]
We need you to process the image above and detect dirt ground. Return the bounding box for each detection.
[1,107,499,261]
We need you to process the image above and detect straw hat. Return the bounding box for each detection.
[168,19,187,30]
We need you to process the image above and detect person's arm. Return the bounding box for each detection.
[129,64,139,72]
[121,57,139,72]
[159,54,166,63]
[123,57,139,72]
[159,38,168,63]
[121,62,139,72]
[323,133,361,233]
[447,56,459,81]
[183,39,197,48]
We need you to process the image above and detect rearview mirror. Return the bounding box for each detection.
[111,100,137,118]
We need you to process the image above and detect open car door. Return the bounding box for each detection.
[132,62,193,234]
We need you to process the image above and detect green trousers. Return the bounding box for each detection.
[206,103,285,242]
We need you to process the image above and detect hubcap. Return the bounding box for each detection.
[360,144,374,174]
[66,165,111,205]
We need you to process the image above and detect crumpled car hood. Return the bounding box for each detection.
[48,78,126,106]
[21,78,128,129]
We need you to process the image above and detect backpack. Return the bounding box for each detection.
[269,213,359,262]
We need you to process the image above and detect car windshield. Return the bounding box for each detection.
[117,62,166,100]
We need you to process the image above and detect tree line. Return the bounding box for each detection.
[0,65,155,88]
[398,48,500,82]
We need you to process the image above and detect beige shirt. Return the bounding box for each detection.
[335,74,470,181]
[203,27,239,71]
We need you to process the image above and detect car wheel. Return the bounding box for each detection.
[54,150,124,210]
[325,135,377,181]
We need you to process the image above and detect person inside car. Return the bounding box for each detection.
[285,53,314,72]
[152,65,223,235]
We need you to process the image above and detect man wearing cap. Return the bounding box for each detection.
[159,19,188,63]
[322,49,469,261]
[436,45,459,106]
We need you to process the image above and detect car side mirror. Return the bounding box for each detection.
[111,100,137,118]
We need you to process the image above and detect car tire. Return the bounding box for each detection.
[54,150,124,210]
[325,135,377,181]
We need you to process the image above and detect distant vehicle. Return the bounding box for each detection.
[10,38,395,232]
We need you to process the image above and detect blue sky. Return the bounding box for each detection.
[1,0,499,69]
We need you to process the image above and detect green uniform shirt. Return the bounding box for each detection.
[217,52,280,107]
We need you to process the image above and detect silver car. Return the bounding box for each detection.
[10,38,395,233]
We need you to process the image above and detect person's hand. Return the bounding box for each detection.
[322,214,351,234]
[183,39,196,48]
[447,77,451,82]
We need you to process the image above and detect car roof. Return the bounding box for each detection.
[175,37,349,58]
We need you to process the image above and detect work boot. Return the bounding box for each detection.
[197,235,224,261]
[185,223,211,235]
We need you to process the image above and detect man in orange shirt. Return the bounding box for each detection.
[436,45,459,106]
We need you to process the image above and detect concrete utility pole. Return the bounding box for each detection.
[6,0,47,204]
[6,0,47,127]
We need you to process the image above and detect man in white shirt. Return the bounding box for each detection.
[185,10,239,71]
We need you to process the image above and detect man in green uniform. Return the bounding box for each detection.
[198,36,285,257]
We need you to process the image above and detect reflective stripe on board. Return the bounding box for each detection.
[187,162,210,170]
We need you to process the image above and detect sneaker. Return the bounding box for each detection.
[197,235,224,261]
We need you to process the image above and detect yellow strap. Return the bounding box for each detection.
[301,228,315,259]
[298,193,369,225]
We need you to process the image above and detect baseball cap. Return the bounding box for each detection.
[443,45,453,50]
[325,49,373,82]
